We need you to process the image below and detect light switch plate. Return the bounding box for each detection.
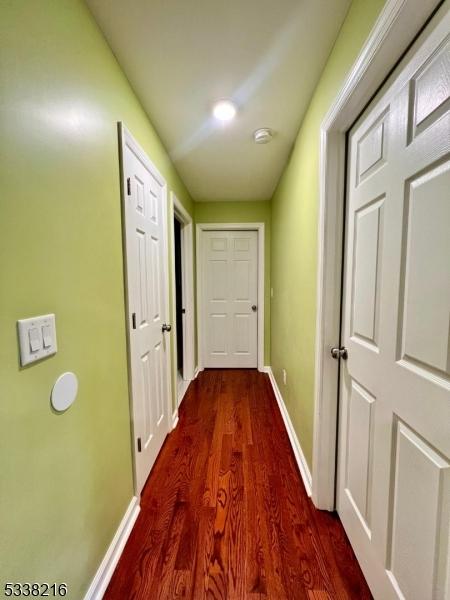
[18,314,57,366]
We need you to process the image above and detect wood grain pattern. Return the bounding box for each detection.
[104,369,372,599]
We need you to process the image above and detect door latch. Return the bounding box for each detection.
[331,346,348,360]
[137,437,142,452]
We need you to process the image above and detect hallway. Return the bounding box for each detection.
[104,370,371,599]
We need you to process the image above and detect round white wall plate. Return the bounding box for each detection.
[51,372,78,412]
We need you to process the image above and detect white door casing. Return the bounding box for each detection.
[119,124,171,495]
[200,229,258,369]
[337,8,450,599]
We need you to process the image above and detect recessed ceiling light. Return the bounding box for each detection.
[212,99,237,122]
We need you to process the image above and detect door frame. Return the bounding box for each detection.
[196,222,265,372]
[311,0,441,510]
[170,192,195,411]
[118,122,172,494]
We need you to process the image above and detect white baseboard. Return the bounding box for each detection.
[260,365,271,373]
[177,378,190,407]
[172,408,179,430]
[194,366,202,379]
[84,496,140,600]
[265,367,313,497]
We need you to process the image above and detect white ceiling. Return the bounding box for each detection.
[86,0,351,201]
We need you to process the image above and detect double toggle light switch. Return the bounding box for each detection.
[17,314,57,366]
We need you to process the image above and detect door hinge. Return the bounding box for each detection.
[132,312,137,329]
[127,177,131,196]
[137,437,142,452]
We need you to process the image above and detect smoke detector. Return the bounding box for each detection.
[253,128,273,144]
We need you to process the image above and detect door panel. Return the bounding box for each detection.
[356,109,389,183]
[400,162,450,377]
[233,313,251,354]
[338,7,450,599]
[122,129,170,494]
[202,230,258,368]
[345,380,375,532]
[208,260,228,300]
[387,421,450,600]
[208,313,228,355]
[233,260,251,301]
[150,235,161,320]
[410,37,450,138]
[351,196,384,348]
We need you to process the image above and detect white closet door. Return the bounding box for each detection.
[122,131,170,494]
[338,7,450,599]
[202,230,258,368]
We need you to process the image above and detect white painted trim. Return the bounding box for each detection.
[194,366,201,379]
[83,496,140,600]
[172,408,179,430]
[266,368,312,496]
[118,122,172,495]
[170,192,195,408]
[196,223,265,371]
[178,375,190,404]
[162,177,173,441]
[312,0,440,510]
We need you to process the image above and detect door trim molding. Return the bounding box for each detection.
[170,192,195,412]
[312,0,441,510]
[118,122,172,495]
[196,222,265,372]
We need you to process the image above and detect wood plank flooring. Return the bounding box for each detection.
[104,369,372,599]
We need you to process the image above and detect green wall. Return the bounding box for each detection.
[195,201,271,364]
[270,0,386,469]
[0,1,193,598]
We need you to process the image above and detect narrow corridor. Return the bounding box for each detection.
[104,369,371,599]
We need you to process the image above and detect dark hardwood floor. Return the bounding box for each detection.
[104,369,372,599]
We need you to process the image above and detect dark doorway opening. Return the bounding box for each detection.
[174,217,183,377]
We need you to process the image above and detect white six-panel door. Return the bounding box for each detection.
[202,230,258,368]
[338,6,450,599]
[121,127,171,494]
